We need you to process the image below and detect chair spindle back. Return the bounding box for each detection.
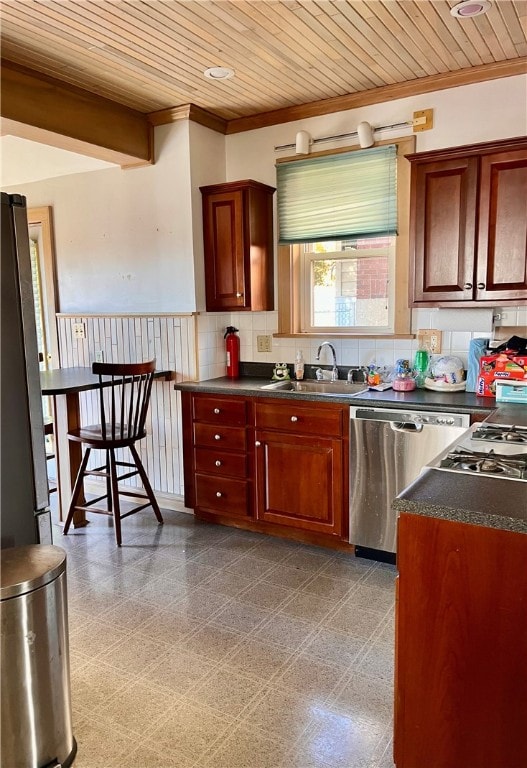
[92,360,156,441]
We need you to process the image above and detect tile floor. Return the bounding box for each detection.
[57,507,396,768]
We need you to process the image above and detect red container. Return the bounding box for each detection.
[224,326,240,379]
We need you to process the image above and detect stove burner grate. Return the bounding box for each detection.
[440,447,527,480]
[472,424,527,444]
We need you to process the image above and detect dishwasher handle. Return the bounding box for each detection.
[390,421,423,433]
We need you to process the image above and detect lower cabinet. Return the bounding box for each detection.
[395,513,527,768]
[181,391,348,543]
[182,392,252,519]
[254,400,345,537]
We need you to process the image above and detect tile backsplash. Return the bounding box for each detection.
[197,306,526,381]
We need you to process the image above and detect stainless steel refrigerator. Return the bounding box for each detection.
[1,192,52,547]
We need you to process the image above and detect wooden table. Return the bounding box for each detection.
[40,367,173,526]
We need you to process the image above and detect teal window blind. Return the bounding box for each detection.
[276,145,397,244]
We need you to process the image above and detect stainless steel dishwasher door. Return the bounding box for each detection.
[349,407,470,553]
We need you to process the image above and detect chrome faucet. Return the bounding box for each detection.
[316,342,338,381]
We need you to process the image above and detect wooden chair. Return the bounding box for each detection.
[63,360,163,546]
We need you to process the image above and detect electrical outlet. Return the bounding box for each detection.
[417,329,442,354]
[95,350,104,363]
[257,334,272,353]
[73,322,86,340]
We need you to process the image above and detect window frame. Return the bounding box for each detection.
[276,135,415,338]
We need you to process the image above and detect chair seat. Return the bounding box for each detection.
[67,424,146,448]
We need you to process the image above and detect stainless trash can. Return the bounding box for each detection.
[1,545,76,767]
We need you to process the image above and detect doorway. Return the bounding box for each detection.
[28,206,59,491]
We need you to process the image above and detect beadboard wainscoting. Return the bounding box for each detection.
[56,314,198,500]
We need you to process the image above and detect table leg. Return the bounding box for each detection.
[53,392,88,527]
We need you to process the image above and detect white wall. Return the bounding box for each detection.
[5,122,198,313]
[0,136,116,186]
[189,122,226,311]
[4,76,525,377]
[225,75,527,182]
[197,74,527,376]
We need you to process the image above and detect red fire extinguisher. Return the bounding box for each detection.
[224,326,240,379]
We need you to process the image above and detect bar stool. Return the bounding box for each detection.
[62,360,163,546]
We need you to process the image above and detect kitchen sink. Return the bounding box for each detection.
[260,379,368,396]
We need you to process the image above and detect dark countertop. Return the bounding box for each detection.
[177,373,526,534]
[394,469,527,534]
[41,367,174,395]
[485,403,527,428]
[174,375,495,414]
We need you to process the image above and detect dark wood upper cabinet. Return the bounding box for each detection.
[200,179,275,312]
[408,137,527,307]
[476,149,527,302]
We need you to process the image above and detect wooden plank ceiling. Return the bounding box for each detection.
[1,0,526,123]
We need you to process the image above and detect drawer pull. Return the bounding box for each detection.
[216,491,223,498]
[464,282,473,290]
[236,292,243,298]
[477,282,485,289]
[290,416,298,422]
[213,408,221,414]
[214,434,221,440]
[215,460,222,467]
[255,441,261,447]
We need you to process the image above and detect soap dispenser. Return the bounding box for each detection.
[294,350,305,380]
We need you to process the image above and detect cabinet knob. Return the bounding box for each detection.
[213,408,220,414]
[214,434,221,440]
[290,416,298,422]
[477,282,485,289]
[215,460,222,467]
[216,491,222,498]
[464,282,473,290]
[236,292,243,298]
[255,441,261,447]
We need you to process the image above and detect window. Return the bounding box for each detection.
[301,236,395,333]
[276,137,414,337]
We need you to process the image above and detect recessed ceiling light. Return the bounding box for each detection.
[450,1,491,18]
[203,66,235,81]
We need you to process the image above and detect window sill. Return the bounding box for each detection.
[273,333,415,340]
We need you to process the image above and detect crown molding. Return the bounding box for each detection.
[148,103,228,134]
[226,58,527,135]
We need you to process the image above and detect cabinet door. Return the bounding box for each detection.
[396,514,527,768]
[411,157,478,303]
[203,190,246,310]
[255,429,343,536]
[476,148,527,302]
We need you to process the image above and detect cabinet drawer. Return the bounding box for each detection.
[194,447,247,479]
[255,401,342,437]
[194,423,246,451]
[195,474,250,517]
[193,395,246,426]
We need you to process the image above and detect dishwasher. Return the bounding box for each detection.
[349,406,470,559]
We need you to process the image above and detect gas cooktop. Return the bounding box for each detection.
[429,423,527,482]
